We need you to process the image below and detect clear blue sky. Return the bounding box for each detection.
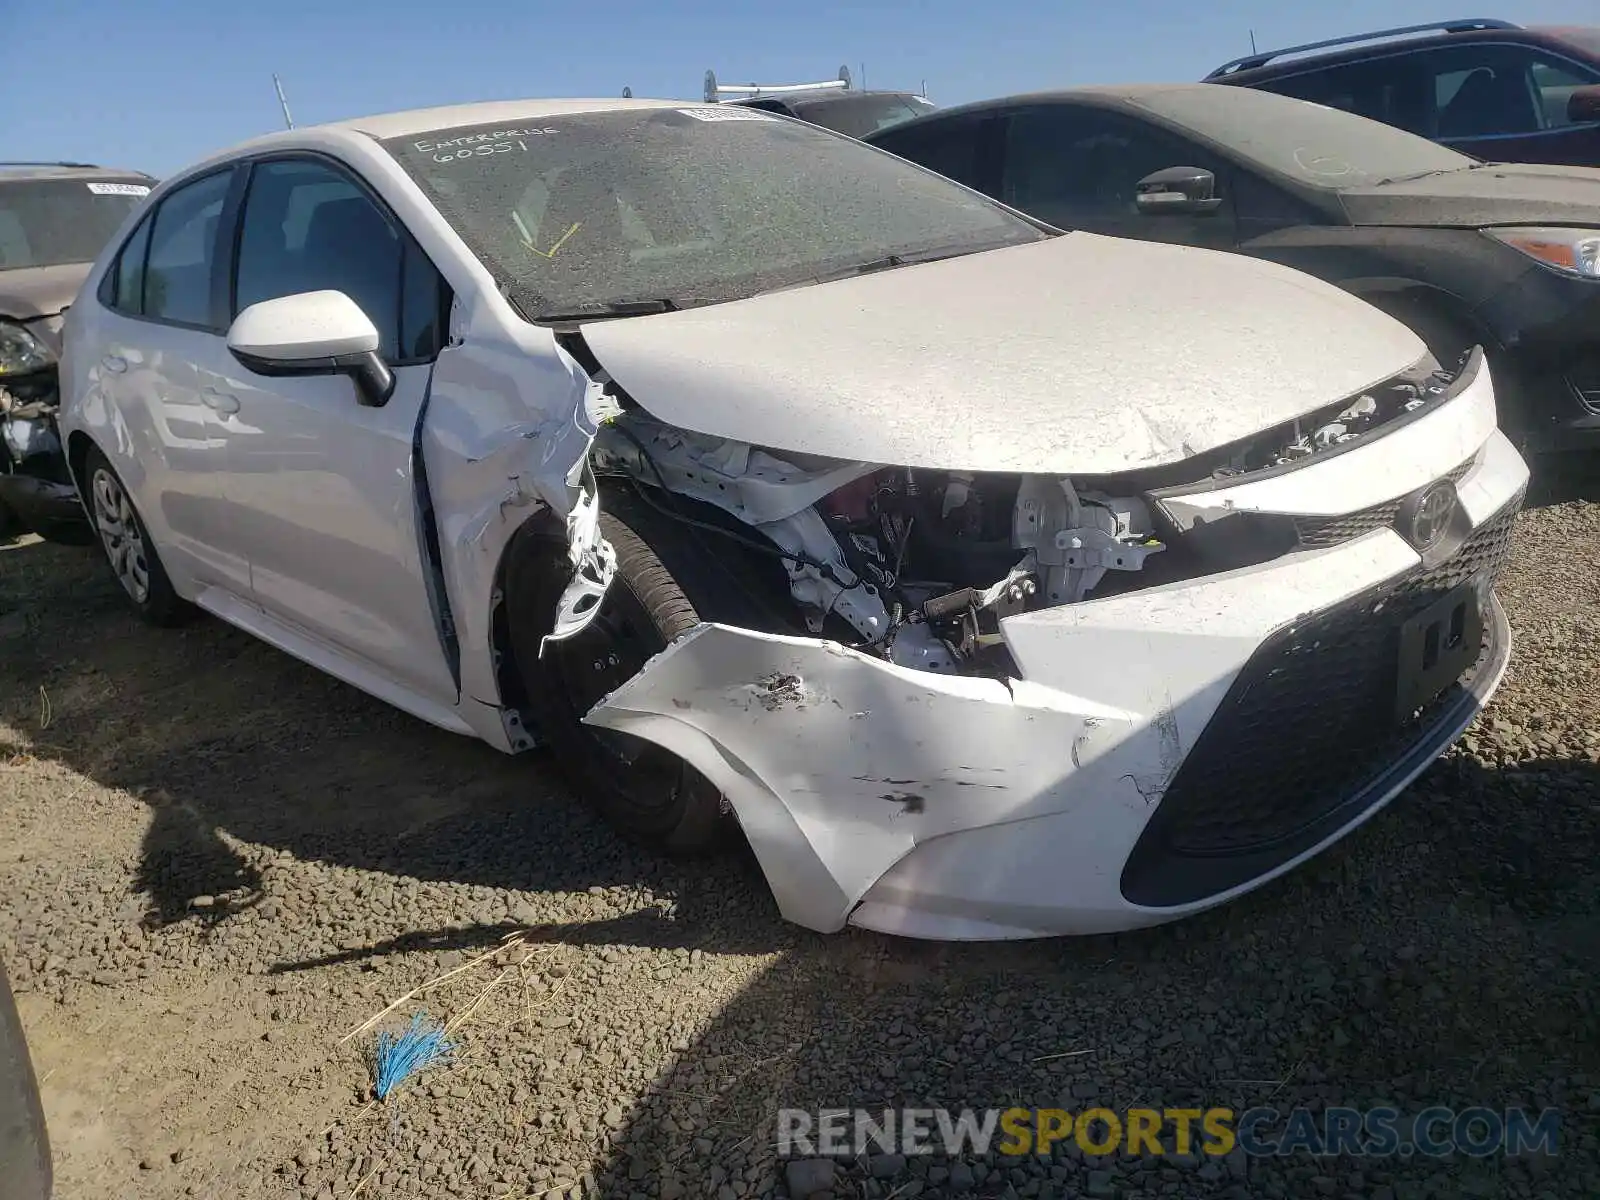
[13,1,1597,175]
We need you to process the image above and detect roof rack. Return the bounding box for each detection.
[0,160,103,169]
[702,66,853,103]
[1206,18,1521,77]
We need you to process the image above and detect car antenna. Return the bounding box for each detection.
[273,73,295,130]
[1249,29,1258,54]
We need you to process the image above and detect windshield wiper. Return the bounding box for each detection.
[801,247,973,287]
[531,297,720,324]
[777,240,1027,292]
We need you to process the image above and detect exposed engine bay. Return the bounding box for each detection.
[0,369,77,537]
[585,362,1459,677]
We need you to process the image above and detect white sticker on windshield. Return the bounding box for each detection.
[86,182,150,196]
[675,106,777,122]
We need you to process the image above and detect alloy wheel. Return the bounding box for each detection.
[90,467,150,604]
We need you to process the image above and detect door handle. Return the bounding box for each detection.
[202,387,240,415]
[102,354,127,374]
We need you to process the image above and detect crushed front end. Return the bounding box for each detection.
[0,317,86,543]
[582,350,1527,938]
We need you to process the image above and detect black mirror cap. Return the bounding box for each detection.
[227,346,394,408]
[1569,83,1600,125]
[1135,166,1223,216]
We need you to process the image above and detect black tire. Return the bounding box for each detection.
[82,444,193,626]
[506,491,758,854]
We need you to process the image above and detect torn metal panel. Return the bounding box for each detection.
[419,323,611,744]
[1153,350,1500,526]
[587,622,1175,933]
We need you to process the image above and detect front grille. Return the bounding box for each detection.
[1294,458,1474,550]
[1121,490,1522,909]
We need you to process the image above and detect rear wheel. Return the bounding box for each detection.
[506,492,751,854]
[84,445,192,626]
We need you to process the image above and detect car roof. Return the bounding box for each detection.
[0,162,152,183]
[769,90,928,109]
[322,97,690,140]
[861,83,1216,132]
[1210,23,1600,85]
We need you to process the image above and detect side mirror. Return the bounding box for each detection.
[1568,83,1600,125]
[226,290,394,407]
[1135,166,1224,216]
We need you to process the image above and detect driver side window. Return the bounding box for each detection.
[233,158,448,363]
[1000,106,1223,229]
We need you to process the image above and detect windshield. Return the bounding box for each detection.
[1130,87,1477,187]
[793,94,939,138]
[382,106,1043,319]
[0,178,150,270]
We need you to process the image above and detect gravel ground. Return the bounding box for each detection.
[1,469,1596,1200]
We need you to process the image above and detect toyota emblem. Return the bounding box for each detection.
[1398,480,1458,551]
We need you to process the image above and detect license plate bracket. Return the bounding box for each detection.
[1394,581,1483,724]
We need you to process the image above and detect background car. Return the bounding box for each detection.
[624,68,936,138]
[1203,18,1600,166]
[0,161,154,542]
[864,83,1600,454]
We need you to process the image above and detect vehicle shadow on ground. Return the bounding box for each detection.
[0,538,784,947]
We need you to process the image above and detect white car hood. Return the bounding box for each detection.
[582,233,1426,475]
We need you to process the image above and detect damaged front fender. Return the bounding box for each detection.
[583,622,1147,933]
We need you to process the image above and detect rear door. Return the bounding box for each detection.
[216,155,458,705]
[85,166,251,594]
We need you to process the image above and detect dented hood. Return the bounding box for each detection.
[582,233,1425,476]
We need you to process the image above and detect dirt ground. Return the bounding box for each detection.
[1,474,1597,1200]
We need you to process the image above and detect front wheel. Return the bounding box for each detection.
[83,445,192,626]
[506,497,732,854]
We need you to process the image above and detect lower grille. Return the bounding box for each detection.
[1121,490,1522,909]
[1294,458,1474,549]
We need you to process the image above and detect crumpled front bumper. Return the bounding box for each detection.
[586,374,1529,939]
[1,364,87,540]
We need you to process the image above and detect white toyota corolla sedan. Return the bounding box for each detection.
[58,98,1527,940]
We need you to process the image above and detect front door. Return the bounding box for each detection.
[997,104,1237,250]
[216,155,457,705]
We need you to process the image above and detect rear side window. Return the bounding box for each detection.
[108,213,153,314]
[141,171,232,328]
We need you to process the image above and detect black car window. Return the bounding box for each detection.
[141,170,232,328]
[1419,44,1600,137]
[1000,105,1222,227]
[104,210,154,316]
[1251,57,1432,135]
[234,158,447,363]
[795,94,938,137]
[1531,60,1600,128]
[868,117,989,190]
[0,178,148,271]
